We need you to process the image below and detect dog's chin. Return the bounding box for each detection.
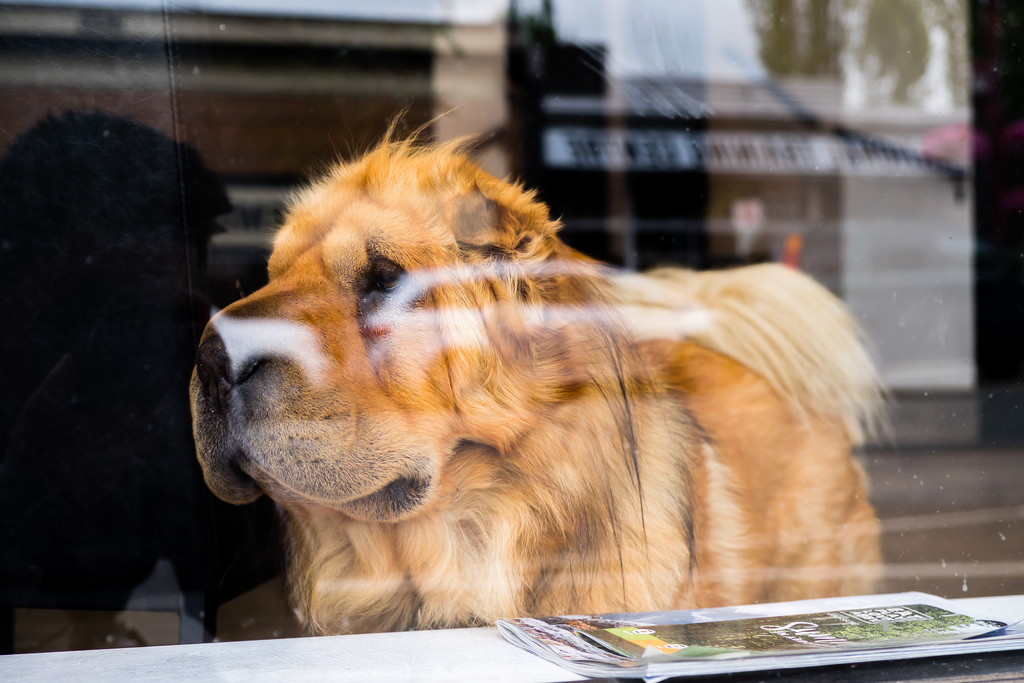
[198,444,266,505]
[337,475,434,522]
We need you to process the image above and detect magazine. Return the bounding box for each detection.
[496,593,1024,681]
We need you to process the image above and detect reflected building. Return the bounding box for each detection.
[507,1,974,392]
[0,3,508,309]
[0,3,980,388]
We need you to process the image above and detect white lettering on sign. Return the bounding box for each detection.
[543,128,702,171]
[542,126,937,177]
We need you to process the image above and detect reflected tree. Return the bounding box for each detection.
[745,0,844,77]
[746,0,969,108]
[932,0,969,108]
[509,0,556,45]
[856,0,930,104]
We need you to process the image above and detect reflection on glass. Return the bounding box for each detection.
[0,0,1019,656]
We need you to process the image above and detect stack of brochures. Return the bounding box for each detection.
[496,593,1024,681]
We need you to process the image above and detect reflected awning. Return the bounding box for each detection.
[542,126,964,178]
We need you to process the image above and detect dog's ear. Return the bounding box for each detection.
[449,188,498,248]
[448,181,559,260]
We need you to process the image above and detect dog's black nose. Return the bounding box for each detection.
[196,333,234,415]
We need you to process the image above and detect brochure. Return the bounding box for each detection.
[495,593,1024,681]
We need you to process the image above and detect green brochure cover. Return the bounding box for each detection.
[580,604,1007,661]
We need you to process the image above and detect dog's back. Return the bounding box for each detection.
[615,263,887,445]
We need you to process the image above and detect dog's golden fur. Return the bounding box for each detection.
[190,135,883,635]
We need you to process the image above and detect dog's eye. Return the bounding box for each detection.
[358,258,405,320]
[373,273,400,293]
[368,259,403,293]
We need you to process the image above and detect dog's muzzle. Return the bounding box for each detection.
[192,329,266,504]
[196,332,234,416]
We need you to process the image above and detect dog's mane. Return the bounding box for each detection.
[274,137,706,633]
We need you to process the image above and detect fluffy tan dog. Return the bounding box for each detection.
[190,135,884,635]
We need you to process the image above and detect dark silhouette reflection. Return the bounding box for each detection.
[0,111,275,651]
